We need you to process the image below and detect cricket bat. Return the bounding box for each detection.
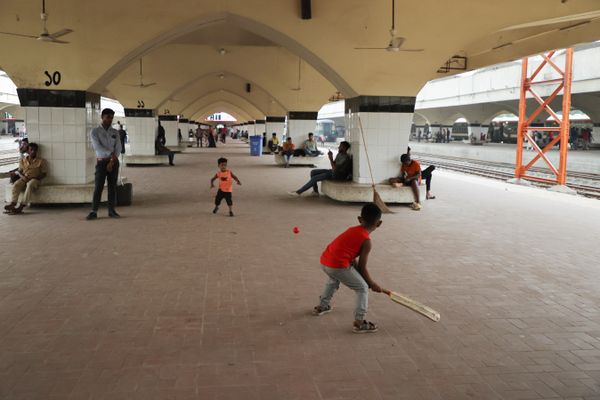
[382,289,440,322]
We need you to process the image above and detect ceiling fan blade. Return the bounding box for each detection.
[48,38,69,44]
[0,31,38,39]
[398,48,424,52]
[48,28,73,39]
[141,83,157,88]
[354,47,388,50]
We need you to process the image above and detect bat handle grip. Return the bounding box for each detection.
[382,289,390,296]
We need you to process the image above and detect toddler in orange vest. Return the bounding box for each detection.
[210,157,241,216]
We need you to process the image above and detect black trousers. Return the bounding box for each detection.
[92,159,118,212]
[215,189,233,206]
[421,165,435,191]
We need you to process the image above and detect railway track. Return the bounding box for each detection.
[413,152,600,199]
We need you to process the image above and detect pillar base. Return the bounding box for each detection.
[5,183,107,204]
[321,180,422,204]
[124,155,169,165]
[507,178,533,186]
[548,185,577,195]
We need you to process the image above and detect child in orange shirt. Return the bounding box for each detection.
[313,203,383,333]
[210,157,241,216]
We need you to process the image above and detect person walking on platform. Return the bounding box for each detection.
[86,108,122,220]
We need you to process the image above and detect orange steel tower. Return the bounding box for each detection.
[514,48,573,185]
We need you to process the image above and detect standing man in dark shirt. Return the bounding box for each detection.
[117,122,127,154]
[289,141,352,196]
[155,121,175,165]
[87,108,122,220]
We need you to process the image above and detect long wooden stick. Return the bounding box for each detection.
[382,289,440,322]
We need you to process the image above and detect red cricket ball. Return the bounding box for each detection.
[293,226,300,234]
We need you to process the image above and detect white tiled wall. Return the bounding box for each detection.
[345,111,413,184]
[265,122,285,138]
[247,124,256,136]
[254,123,266,136]
[162,120,178,147]
[181,123,191,139]
[287,119,317,145]
[25,106,98,185]
[127,117,157,156]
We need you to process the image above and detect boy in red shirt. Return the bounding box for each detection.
[210,157,241,217]
[313,203,383,333]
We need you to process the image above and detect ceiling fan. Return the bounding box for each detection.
[355,0,423,52]
[124,59,157,88]
[0,0,73,44]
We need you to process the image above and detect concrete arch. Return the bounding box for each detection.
[156,70,287,113]
[193,104,255,123]
[181,90,266,118]
[483,109,519,125]
[186,92,264,120]
[88,12,356,97]
[442,112,471,127]
[413,112,431,126]
[193,102,253,122]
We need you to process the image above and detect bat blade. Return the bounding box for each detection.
[386,290,440,322]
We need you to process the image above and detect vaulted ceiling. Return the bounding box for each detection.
[1,0,599,121]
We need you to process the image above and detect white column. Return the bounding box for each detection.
[468,124,486,144]
[591,124,600,145]
[125,111,156,156]
[345,96,415,184]
[19,90,101,186]
[286,111,317,146]
[265,116,286,139]
[246,122,256,136]
[159,118,178,147]
[254,120,266,137]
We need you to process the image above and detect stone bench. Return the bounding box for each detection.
[124,154,169,166]
[274,153,323,167]
[321,180,423,204]
[4,183,108,204]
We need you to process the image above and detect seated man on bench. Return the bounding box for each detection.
[5,143,48,215]
[289,141,352,196]
[389,153,435,211]
[300,132,322,157]
[267,132,279,153]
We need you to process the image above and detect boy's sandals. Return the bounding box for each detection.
[410,202,422,211]
[353,320,378,334]
[312,305,332,316]
[426,195,436,200]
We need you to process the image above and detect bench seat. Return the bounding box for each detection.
[124,154,169,165]
[321,180,423,204]
[4,183,108,204]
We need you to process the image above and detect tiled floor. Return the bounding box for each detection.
[1,142,600,399]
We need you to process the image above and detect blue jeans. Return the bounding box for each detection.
[297,169,332,194]
[319,264,369,321]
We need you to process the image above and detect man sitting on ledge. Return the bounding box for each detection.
[289,141,352,196]
[5,143,48,215]
[300,132,322,157]
[388,153,435,211]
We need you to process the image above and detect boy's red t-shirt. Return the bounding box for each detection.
[320,226,370,268]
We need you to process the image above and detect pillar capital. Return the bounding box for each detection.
[288,111,318,120]
[345,96,416,114]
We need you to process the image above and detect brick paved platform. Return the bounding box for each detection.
[1,141,600,399]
